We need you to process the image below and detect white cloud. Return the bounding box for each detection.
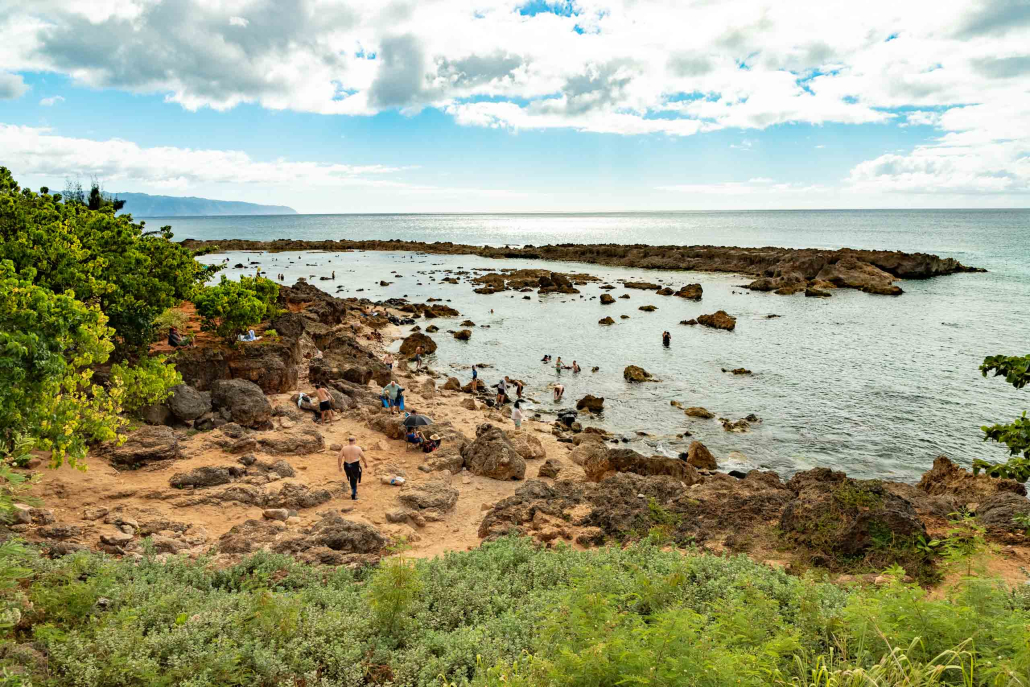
[0,1,1028,197]
[0,71,28,99]
[0,123,523,201]
[39,94,64,106]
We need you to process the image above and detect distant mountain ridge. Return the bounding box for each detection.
[112,192,297,217]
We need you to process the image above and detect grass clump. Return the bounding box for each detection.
[1,537,1029,686]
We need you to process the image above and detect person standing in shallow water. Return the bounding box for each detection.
[662,331,671,347]
[338,437,368,500]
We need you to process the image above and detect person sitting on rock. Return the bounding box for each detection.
[406,428,424,448]
[422,433,441,453]
[167,326,193,348]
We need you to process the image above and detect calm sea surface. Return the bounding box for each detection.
[169,210,1030,483]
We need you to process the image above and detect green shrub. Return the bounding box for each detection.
[108,355,182,417]
[2,537,1029,687]
[194,275,279,344]
[151,307,189,341]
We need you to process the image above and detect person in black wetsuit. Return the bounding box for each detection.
[662,331,671,347]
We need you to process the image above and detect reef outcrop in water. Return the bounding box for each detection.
[181,238,984,296]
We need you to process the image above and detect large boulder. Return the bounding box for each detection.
[167,384,212,422]
[780,468,927,567]
[399,332,437,356]
[623,365,652,382]
[169,466,240,489]
[815,256,902,296]
[977,493,1030,532]
[442,377,462,391]
[462,423,526,480]
[398,481,460,512]
[453,329,472,341]
[917,455,1026,502]
[584,448,702,484]
[367,414,407,440]
[510,432,546,460]
[675,284,703,300]
[538,458,563,478]
[600,293,615,305]
[264,482,335,510]
[423,445,466,474]
[697,311,736,331]
[104,425,181,469]
[598,316,615,325]
[570,439,608,467]
[228,339,301,393]
[304,513,387,553]
[258,428,325,455]
[210,379,272,429]
[576,395,605,412]
[686,441,717,470]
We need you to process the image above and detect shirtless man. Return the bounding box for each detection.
[553,383,565,401]
[315,384,334,424]
[414,345,424,371]
[338,437,368,500]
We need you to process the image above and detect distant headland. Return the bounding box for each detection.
[113,191,297,217]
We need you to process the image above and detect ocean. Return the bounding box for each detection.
[161,210,1030,483]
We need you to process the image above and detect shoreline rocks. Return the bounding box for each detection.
[697,310,736,331]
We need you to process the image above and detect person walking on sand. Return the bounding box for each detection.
[553,383,565,401]
[338,437,368,500]
[315,384,334,424]
[511,400,524,430]
[383,352,394,371]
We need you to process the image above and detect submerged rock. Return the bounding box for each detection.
[623,365,652,382]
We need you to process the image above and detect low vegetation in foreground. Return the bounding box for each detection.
[0,537,1028,686]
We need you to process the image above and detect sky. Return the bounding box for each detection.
[0,0,1028,213]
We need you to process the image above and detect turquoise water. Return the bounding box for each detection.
[182,210,1030,482]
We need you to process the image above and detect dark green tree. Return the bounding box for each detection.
[1,167,208,352]
[973,354,1030,481]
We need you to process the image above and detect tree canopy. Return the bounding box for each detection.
[973,354,1030,481]
[0,167,208,465]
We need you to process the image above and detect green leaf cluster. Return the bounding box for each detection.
[0,167,198,465]
[0,166,207,352]
[193,275,279,344]
[974,354,1030,482]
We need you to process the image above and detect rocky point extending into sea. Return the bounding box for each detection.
[181,238,984,296]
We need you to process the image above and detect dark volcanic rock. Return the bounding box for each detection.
[675,283,703,300]
[210,379,273,429]
[600,293,615,304]
[917,455,1026,502]
[167,384,211,422]
[576,394,605,412]
[780,468,927,565]
[623,365,652,382]
[697,310,736,331]
[399,332,437,355]
[462,423,526,480]
[104,426,180,469]
[584,447,702,484]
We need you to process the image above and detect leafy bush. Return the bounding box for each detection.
[974,354,1030,481]
[108,355,182,417]
[151,307,190,341]
[0,261,120,467]
[0,167,210,353]
[194,275,280,344]
[2,537,1029,687]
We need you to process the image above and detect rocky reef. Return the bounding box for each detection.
[181,238,984,296]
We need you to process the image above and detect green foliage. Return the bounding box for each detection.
[151,307,189,340]
[3,537,1029,687]
[0,166,208,353]
[974,354,1030,482]
[263,328,279,339]
[194,275,280,344]
[0,261,121,467]
[981,354,1030,389]
[367,554,422,640]
[0,464,38,633]
[108,355,182,417]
